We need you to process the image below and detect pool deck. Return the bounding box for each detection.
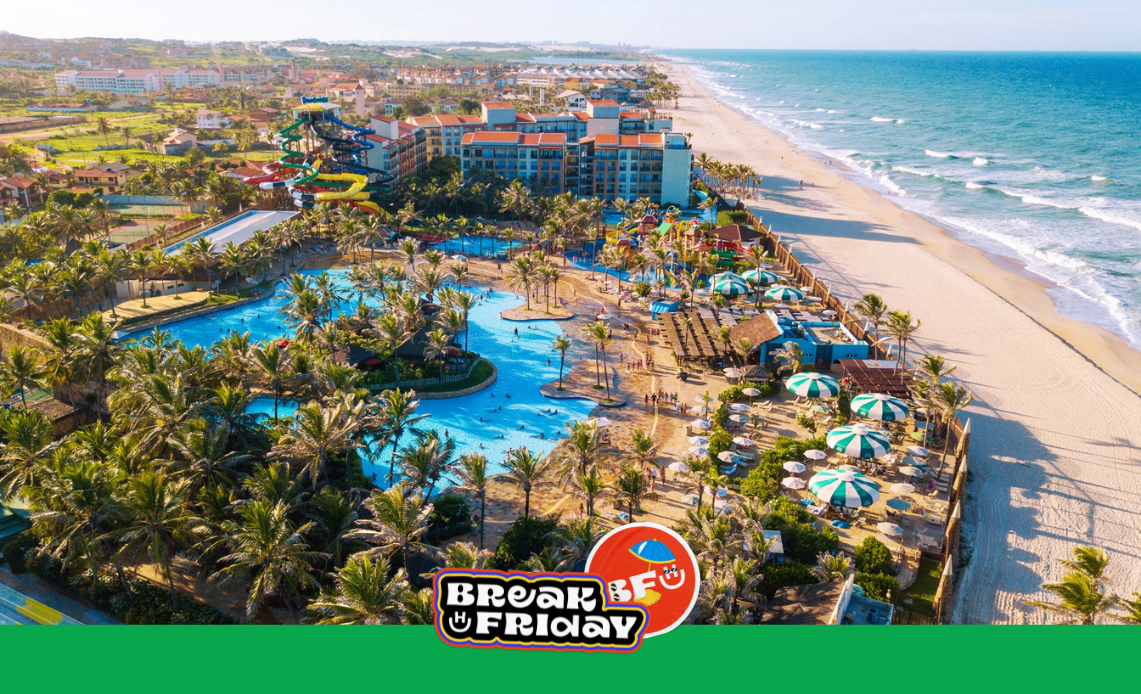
[104,291,211,322]
[540,365,628,408]
[500,305,575,321]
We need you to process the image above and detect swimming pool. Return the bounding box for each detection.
[145,269,596,484]
[432,235,524,258]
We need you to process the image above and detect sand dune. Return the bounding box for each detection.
[666,64,1141,623]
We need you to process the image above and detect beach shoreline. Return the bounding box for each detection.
[663,61,1141,623]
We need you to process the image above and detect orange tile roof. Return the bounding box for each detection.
[520,133,566,147]
[482,101,515,109]
[589,99,620,107]
[466,131,521,143]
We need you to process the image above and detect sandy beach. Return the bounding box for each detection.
[665,63,1141,623]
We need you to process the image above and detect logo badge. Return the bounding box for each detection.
[585,522,700,637]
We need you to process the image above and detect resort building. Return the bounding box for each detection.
[159,129,198,155]
[732,310,870,369]
[54,68,222,94]
[363,115,429,184]
[558,90,587,111]
[460,131,569,193]
[71,167,127,192]
[408,114,485,159]
[195,109,229,129]
[577,131,692,205]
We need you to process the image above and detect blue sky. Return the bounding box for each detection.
[5,0,1140,51]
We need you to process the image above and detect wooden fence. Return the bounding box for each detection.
[736,203,972,623]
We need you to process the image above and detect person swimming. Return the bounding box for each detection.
[517,424,525,430]
[505,393,511,399]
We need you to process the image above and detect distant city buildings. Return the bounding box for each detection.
[54,68,223,94]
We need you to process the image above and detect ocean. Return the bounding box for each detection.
[661,50,1141,349]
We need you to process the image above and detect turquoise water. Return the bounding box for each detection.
[144,269,596,483]
[432,235,523,257]
[662,50,1141,349]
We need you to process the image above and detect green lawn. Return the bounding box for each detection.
[414,359,495,394]
[899,558,942,618]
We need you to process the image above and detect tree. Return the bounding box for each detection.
[612,464,647,523]
[271,401,360,488]
[350,483,433,568]
[853,536,895,575]
[0,345,47,408]
[375,388,427,487]
[113,471,202,611]
[1023,546,1116,624]
[885,310,921,372]
[212,499,325,622]
[456,453,489,549]
[250,343,288,422]
[854,293,888,336]
[503,448,550,518]
[551,336,572,390]
[96,117,112,147]
[306,553,408,625]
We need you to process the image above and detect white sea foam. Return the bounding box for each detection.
[895,119,906,124]
[965,181,985,190]
[827,109,840,114]
[815,108,825,112]
[925,150,954,159]
[870,116,893,122]
[973,157,990,166]
[893,165,933,178]
[1091,175,1108,182]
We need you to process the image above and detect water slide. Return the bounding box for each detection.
[257,107,323,190]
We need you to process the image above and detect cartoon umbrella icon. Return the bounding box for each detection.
[627,539,676,607]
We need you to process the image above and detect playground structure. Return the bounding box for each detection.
[242,98,392,216]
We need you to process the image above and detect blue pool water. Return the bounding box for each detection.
[432,235,524,257]
[142,269,596,484]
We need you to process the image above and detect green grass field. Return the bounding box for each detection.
[899,558,942,618]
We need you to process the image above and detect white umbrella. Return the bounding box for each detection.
[713,499,733,513]
[451,254,468,261]
[589,417,614,428]
[728,414,750,423]
[877,522,904,537]
[667,462,689,473]
[781,477,807,490]
[728,403,750,412]
[822,309,838,318]
[705,486,729,498]
[800,285,813,293]
[891,483,916,494]
[690,419,712,430]
[688,436,710,446]
[742,388,761,397]
[804,449,827,461]
[907,446,930,457]
[783,461,806,473]
[898,466,921,477]
[732,436,755,447]
[688,446,709,457]
[694,394,712,404]
[718,451,737,462]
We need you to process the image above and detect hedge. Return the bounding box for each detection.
[757,561,818,600]
[855,572,900,603]
[740,436,827,501]
[854,536,895,575]
[761,497,839,564]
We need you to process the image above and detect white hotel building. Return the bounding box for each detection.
[54,68,222,94]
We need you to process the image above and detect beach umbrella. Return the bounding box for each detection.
[765,285,804,302]
[891,483,916,495]
[724,368,743,379]
[728,403,750,413]
[694,394,712,404]
[705,486,729,498]
[451,254,467,262]
[804,449,828,461]
[811,404,831,415]
[808,469,881,508]
[783,461,806,474]
[687,446,709,457]
[907,446,930,458]
[781,477,807,490]
[690,419,712,430]
[741,387,761,397]
[826,424,891,458]
[710,271,747,285]
[800,285,814,293]
[785,372,841,398]
[713,499,733,513]
[667,462,689,473]
[732,436,755,447]
[902,456,926,468]
[886,498,911,511]
[742,268,780,285]
[898,466,921,478]
[718,451,737,462]
[589,417,614,428]
[687,436,710,446]
[876,522,904,537]
[851,393,911,422]
[728,414,751,424]
[712,277,751,296]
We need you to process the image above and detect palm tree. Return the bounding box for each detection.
[933,382,974,478]
[250,343,288,422]
[306,553,408,625]
[504,448,550,518]
[167,419,249,492]
[95,117,112,147]
[815,552,854,582]
[570,465,609,518]
[551,336,571,390]
[212,499,325,622]
[0,410,58,500]
[271,401,360,488]
[0,345,47,408]
[770,340,803,375]
[853,293,888,336]
[398,434,456,502]
[424,328,452,384]
[585,321,613,401]
[375,389,427,487]
[113,471,202,611]
[547,516,605,571]
[612,464,647,523]
[1023,546,1117,624]
[505,255,536,310]
[456,453,489,549]
[350,483,433,567]
[885,309,921,371]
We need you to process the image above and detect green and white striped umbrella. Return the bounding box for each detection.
[851,393,911,421]
[826,424,892,458]
[742,268,780,285]
[808,469,881,508]
[764,285,805,302]
[712,277,751,296]
[710,271,747,285]
[785,372,841,398]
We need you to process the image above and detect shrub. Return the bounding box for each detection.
[740,436,828,503]
[757,561,818,600]
[763,497,839,563]
[491,515,560,570]
[854,536,895,575]
[717,209,750,226]
[633,280,652,297]
[756,382,776,397]
[707,426,733,465]
[836,390,851,426]
[711,402,730,428]
[855,572,900,602]
[796,413,818,435]
[1,531,37,573]
[718,385,745,403]
[429,494,469,530]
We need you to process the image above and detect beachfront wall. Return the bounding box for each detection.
[737,202,973,624]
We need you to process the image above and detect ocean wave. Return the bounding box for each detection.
[893,165,933,178]
[925,150,953,159]
[1091,175,1109,182]
[792,119,824,130]
[827,109,840,114]
[965,181,985,190]
[870,116,894,122]
[973,157,990,166]
[895,119,907,124]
